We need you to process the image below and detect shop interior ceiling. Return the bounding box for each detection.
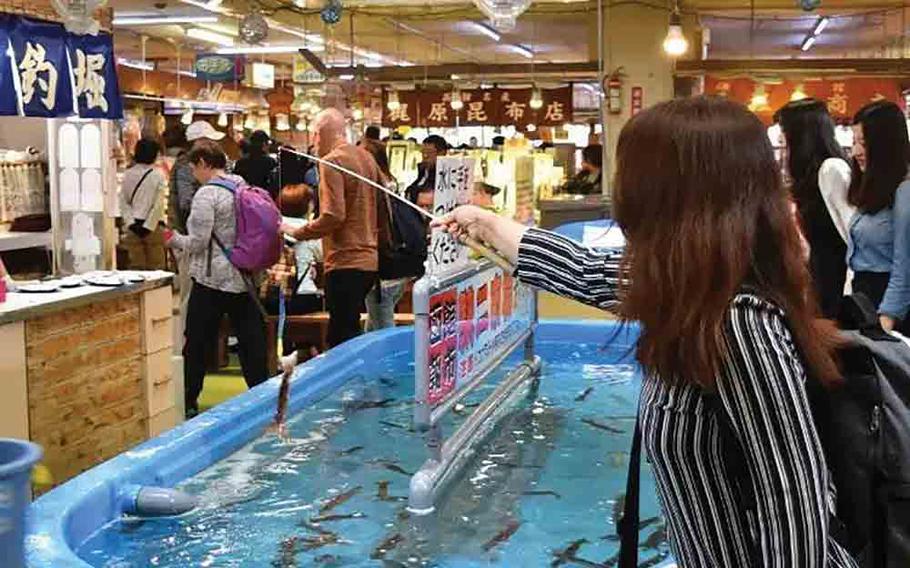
[110,0,910,85]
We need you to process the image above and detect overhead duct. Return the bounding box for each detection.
[473,0,532,33]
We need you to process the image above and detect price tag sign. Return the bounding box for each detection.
[428,157,475,277]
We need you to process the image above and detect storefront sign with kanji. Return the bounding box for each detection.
[382,86,573,128]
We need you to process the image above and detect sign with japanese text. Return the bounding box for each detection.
[705,76,902,124]
[382,86,573,128]
[425,264,533,406]
[428,156,474,277]
[195,53,245,83]
[0,15,121,119]
[292,54,324,84]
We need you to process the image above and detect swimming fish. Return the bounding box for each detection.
[581,418,625,434]
[522,490,562,499]
[337,445,364,456]
[550,538,588,566]
[299,521,336,536]
[370,533,404,559]
[345,398,395,411]
[272,370,292,442]
[309,511,366,523]
[640,524,667,550]
[370,460,413,477]
[378,377,397,387]
[639,550,671,567]
[481,519,521,552]
[272,536,299,568]
[314,554,341,566]
[575,386,595,402]
[611,493,626,525]
[319,485,362,513]
[378,420,409,430]
[501,462,544,470]
[301,532,340,552]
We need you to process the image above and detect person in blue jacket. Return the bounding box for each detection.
[847,100,910,332]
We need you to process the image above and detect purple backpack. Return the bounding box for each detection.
[210,177,282,272]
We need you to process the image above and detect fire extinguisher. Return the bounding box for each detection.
[604,68,624,114]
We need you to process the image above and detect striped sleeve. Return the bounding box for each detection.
[717,297,831,568]
[515,227,621,311]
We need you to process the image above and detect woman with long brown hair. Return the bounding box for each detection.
[433,96,856,566]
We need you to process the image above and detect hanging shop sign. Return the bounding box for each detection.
[0,14,121,119]
[382,86,573,129]
[292,54,324,84]
[705,77,902,124]
[250,62,275,89]
[194,53,245,83]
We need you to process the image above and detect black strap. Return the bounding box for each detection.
[128,168,154,207]
[210,232,268,321]
[618,406,643,568]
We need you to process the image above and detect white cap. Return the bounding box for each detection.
[186,121,226,142]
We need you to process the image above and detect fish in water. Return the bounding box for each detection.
[522,490,562,499]
[639,550,671,567]
[337,446,364,456]
[581,418,625,434]
[301,532,340,552]
[370,460,413,477]
[370,533,404,559]
[575,386,595,402]
[345,398,395,411]
[378,377,397,387]
[640,524,667,550]
[550,538,588,566]
[611,493,626,525]
[272,536,300,568]
[299,521,336,536]
[482,519,521,552]
[601,551,620,567]
[378,420,409,430]
[501,462,544,470]
[319,485,362,513]
[309,511,366,523]
[314,554,341,566]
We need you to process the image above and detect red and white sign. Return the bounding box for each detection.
[630,86,644,117]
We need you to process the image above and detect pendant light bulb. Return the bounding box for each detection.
[217,112,228,127]
[181,107,194,125]
[244,114,256,130]
[529,87,543,110]
[387,90,401,111]
[663,7,688,57]
[451,88,464,111]
[790,84,808,102]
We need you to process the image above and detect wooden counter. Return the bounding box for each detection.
[0,272,181,487]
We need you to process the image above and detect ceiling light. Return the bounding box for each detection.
[509,44,534,59]
[451,89,464,111]
[662,6,688,57]
[352,107,364,121]
[790,84,808,101]
[186,27,235,47]
[749,84,769,110]
[216,44,323,55]
[451,74,461,80]
[470,21,501,41]
[244,115,256,130]
[116,57,154,71]
[233,118,244,131]
[181,108,194,125]
[812,17,829,36]
[217,112,228,127]
[801,35,816,52]
[387,90,401,111]
[207,0,223,6]
[275,113,291,131]
[113,15,219,26]
[397,61,415,67]
[474,0,532,33]
[529,87,543,110]
[526,123,536,132]
[296,116,307,131]
[338,74,355,81]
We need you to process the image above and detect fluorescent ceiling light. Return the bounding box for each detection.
[187,27,234,46]
[365,62,384,68]
[397,61,415,67]
[338,74,355,81]
[113,15,218,26]
[470,21,501,41]
[801,35,815,52]
[216,44,323,54]
[268,21,324,44]
[812,17,829,36]
[116,57,154,71]
[509,44,534,58]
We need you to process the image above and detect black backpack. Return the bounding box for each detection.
[809,294,910,567]
[378,192,427,280]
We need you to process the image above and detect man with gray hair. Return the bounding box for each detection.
[281,109,380,348]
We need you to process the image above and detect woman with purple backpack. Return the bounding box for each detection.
[165,139,271,419]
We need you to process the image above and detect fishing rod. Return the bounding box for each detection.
[280,147,515,272]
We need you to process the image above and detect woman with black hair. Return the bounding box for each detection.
[120,137,167,270]
[848,100,910,332]
[777,98,853,318]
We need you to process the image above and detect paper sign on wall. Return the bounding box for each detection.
[428,156,474,277]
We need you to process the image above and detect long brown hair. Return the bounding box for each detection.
[612,96,840,387]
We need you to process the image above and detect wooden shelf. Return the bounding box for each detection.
[0,231,52,252]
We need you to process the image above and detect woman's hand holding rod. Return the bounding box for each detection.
[430,206,529,267]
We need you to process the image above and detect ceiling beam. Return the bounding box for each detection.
[319,61,599,82]
[675,58,910,76]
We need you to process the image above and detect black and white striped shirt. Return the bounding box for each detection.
[515,227,857,568]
